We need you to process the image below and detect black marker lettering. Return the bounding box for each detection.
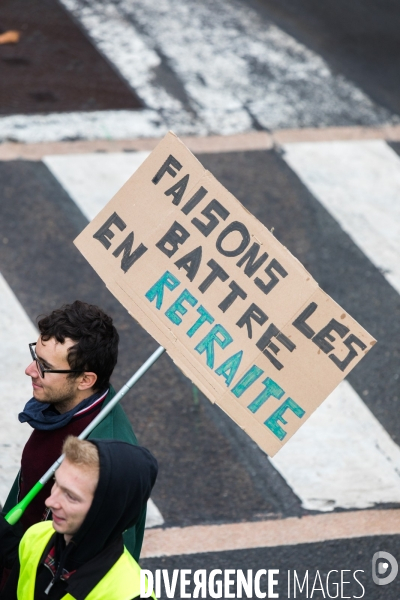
[292,302,318,339]
[175,246,203,281]
[330,334,367,371]
[216,221,250,257]
[93,212,126,250]
[257,323,296,370]
[152,154,182,184]
[165,174,189,205]
[192,200,229,237]
[236,243,268,277]
[312,319,349,354]
[181,186,208,215]
[198,259,229,293]
[255,258,288,295]
[112,232,148,273]
[236,303,268,339]
[156,221,190,258]
[218,281,247,312]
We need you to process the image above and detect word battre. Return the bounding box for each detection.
[140,569,366,599]
[93,153,367,376]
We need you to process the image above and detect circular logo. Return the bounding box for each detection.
[372,552,398,586]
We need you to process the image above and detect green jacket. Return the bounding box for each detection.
[2,387,146,562]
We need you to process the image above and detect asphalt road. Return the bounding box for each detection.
[252,0,400,119]
[0,0,142,116]
[142,536,400,599]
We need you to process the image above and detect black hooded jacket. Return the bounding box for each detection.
[0,440,158,600]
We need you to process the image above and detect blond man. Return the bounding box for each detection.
[0,437,157,600]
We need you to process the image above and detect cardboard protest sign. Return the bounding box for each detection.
[74,132,376,456]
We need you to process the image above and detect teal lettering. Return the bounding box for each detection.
[247,377,284,413]
[145,271,180,310]
[165,289,198,325]
[231,365,264,398]
[195,325,233,369]
[215,351,243,386]
[265,398,305,440]
[187,306,214,338]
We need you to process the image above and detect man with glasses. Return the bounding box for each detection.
[1,300,146,564]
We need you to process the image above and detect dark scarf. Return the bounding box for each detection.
[18,389,107,431]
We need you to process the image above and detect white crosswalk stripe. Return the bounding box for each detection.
[271,380,400,511]
[0,0,398,143]
[0,274,35,505]
[283,139,400,296]
[270,138,400,510]
[0,110,166,145]
[44,146,400,512]
[92,0,395,130]
[43,151,151,221]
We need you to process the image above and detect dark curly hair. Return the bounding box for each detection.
[38,301,119,391]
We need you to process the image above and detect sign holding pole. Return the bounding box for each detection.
[74,132,376,457]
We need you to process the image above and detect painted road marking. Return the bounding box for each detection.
[283,139,400,296]
[141,509,400,558]
[146,498,164,529]
[60,0,196,133]
[5,127,400,162]
[60,0,400,131]
[271,381,400,511]
[44,150,400,512]
[0,131,274,161]
[0,110,166,145]
[0,272,35,505]
[0,0,398,143]
[44,152,151,221]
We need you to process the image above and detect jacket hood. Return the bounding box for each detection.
[58,439,158,568]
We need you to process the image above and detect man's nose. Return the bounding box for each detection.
[45,487,60,509]
[25,360,39,378]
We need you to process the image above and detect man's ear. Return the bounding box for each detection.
[77,372,98,391]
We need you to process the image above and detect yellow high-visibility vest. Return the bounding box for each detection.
[18,521,155,600]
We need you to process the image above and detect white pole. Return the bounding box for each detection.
[39,344,165,486]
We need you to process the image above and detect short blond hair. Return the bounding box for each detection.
[62,436,99,472]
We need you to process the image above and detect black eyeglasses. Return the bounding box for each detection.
[29,343,81,379]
